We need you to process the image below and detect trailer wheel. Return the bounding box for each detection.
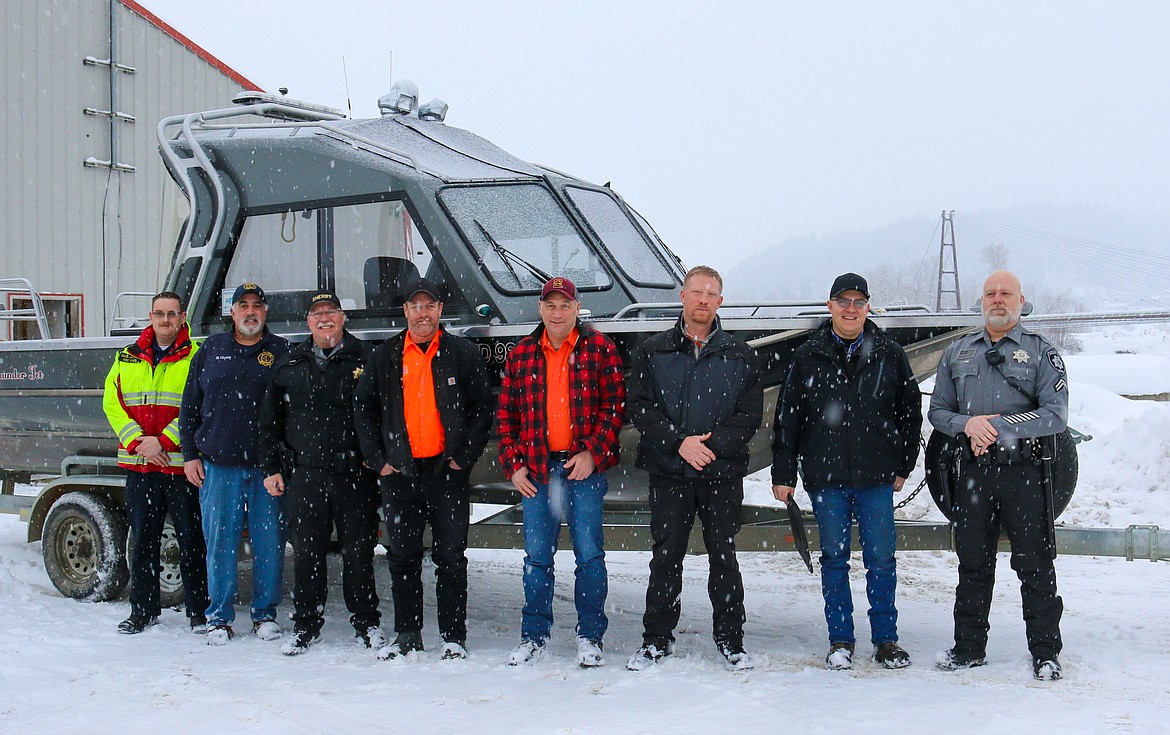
[42,492,129,601]
[126,517,186,608]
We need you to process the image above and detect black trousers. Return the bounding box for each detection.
[286,465,381,635]
[952,461,1063,658]
[642,475,746,647]
[124,471,209,619]
[380,458,471,642]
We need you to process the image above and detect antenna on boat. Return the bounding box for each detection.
[342,56,353,118]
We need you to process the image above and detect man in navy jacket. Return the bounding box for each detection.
[180,283,289,646]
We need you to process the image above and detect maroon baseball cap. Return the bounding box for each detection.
[540,276,578,301]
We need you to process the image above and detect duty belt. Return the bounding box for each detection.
[967,437,1041,466]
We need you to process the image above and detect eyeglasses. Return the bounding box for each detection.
[150,310,182,319]
[405,302,440,312]
[308,308,342,320]
[832,298,869,309]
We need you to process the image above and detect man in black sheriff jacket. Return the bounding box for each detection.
[772,273,923,672]
[260,290,383,655]
[355,278,494,661]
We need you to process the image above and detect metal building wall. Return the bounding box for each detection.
[0,0,260,337]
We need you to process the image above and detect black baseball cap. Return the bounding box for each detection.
[829,273,869,299]
[232,282,266,303]
[306,289,342,314]
[403,277,442,302]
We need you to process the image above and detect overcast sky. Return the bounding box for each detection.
[144,0,1170,274]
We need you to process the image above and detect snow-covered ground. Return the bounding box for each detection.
[2,325,1169,734]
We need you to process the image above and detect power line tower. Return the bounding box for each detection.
[935,210,962,312]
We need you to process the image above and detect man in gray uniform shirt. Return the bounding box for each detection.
[929,270,1069,681]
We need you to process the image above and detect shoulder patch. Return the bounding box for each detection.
[1048,351,1065,374]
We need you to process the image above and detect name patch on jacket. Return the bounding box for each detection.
[118,352,143,364]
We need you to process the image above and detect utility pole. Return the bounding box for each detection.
[935,210,961,312]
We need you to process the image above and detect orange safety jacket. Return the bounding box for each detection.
[102,324,198,475]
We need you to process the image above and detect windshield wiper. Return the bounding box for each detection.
[473,219,552,285]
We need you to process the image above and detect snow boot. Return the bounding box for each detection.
[252,620,282,641]
[873,642,912,669]
[189,614,209,634]
[626,642,673,671]
[576,638,605,668]
[507,639,546,666]
[1033,655,1062,681]
[717,640,756,671]
[826,641,855,670]
[441,640,468,660]
[117,614,159,635]
[935,647,987,671]
[281,629,320,656]
[377,630,424,661]
[355,626,388,650]
[206,624,234,646]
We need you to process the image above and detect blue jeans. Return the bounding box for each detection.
[808,484,898,646]
[521,462,608,643]
[200,461,286,626]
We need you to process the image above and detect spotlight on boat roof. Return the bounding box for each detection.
[418,98,449,122]
[378,79,419,116]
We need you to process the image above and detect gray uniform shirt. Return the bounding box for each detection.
[928,322,1068,442]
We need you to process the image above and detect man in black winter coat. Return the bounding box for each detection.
[260,290,384,655]
[354,278,494,662]
[626,265,763,672]
[772,273,923,672]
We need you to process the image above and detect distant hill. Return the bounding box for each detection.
[726,203,1170,312]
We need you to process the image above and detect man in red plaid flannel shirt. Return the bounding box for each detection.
[497,276,625,668]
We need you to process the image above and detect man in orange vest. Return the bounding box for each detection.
[356,278,494,661]
[103,291,209,634]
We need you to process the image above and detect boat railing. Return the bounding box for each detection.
[157,102,350,326]
[610,301,943,321]
[0,278,51,340]
[108,291,155,334]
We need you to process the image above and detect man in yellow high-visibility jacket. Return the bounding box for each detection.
[103,291,209,635]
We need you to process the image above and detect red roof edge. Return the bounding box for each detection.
[120,0,264,92]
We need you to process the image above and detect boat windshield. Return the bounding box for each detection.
[440,183,612,295]
[563,186,678,288]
